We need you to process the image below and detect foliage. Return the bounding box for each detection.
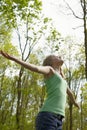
[0,0,42,28]
[0,52,44,130]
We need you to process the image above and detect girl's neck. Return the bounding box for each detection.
[53,66,61,72]
[55,68,60,73]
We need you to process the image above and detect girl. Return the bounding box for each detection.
[0,51,79,130]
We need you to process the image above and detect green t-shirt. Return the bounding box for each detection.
[40,72,67,116]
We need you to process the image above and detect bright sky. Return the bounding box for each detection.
[12,0,84,49]
[42,0,84,41]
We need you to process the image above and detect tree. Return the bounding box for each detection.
[0,0,63,129]
[0,0,44,129]
[80,83,87,130]
[63,0,87,80]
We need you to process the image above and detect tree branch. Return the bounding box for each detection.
[16,26,23,56]
[63,0,83,20]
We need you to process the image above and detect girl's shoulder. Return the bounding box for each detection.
[44,67,56,79]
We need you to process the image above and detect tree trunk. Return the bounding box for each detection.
[69,103,73,130]
[68,69,73,130]
[16,67,24,130]
[83,0,87,80]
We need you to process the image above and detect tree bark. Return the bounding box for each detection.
[69,102,73,130]
[16,67,24,130]
[83,0,87,80]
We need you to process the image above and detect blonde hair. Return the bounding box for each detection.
[43,55,56,66]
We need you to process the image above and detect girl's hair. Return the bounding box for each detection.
[43,55,56,66]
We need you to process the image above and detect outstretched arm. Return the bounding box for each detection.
[0,51,51,75]
[67,87,80,109]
